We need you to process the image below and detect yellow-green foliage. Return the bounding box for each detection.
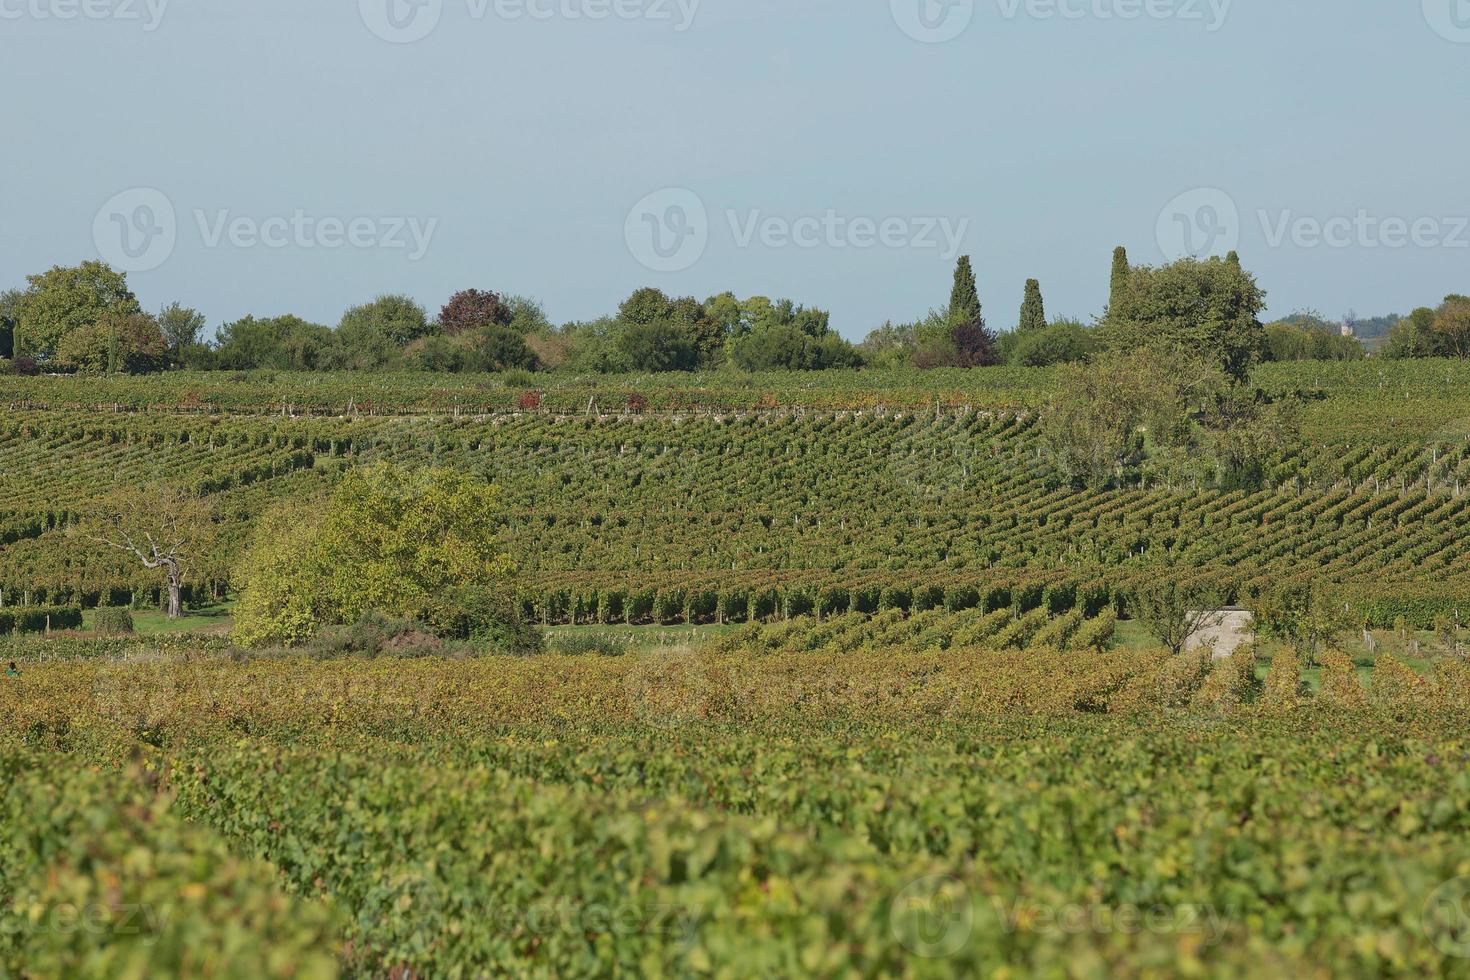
[232,464,515,646]
[0,753,339,978]
[1191,646,1260,713]
[1317,650,1368,710]
[1370,653,1431,716]
[1109,649,1212,714]
[1260,645,1303,712]
[4,649,1470,978]
[230,503,325,648]
[1072,608,1117,652]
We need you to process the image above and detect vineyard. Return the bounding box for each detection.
[4,364,1470,975]
[4,648,1470,976]
[3,365,1470,625]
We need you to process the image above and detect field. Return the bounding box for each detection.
[3,364,1470,977]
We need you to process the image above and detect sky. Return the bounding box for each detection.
[3,0,1469,341]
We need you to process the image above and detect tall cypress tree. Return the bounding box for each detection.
[1226,250,1241,268]
[949,256,981,324]
[1018,279,1046,332]
[1109,246,1130,312]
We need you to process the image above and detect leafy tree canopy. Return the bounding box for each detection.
[16,261,141,359]
[1103,256,1266,383]
[232,465,521,647]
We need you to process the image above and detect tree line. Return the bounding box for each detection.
[2,253,1466,379]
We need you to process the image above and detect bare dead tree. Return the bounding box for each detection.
[74,485,216,620]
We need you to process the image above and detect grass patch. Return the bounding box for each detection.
[81,602,235,636]
[544,623,735,656]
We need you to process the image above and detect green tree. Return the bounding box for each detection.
[15,261,141,360]
[232,465,522,647]
[1103,256,1266,383]
[331,295,430,370]
[1017,279,1046,332]
[617,319,699,372]
[1109,246,1129,312]
[1042,348,1221,489]
[1382,307,1442,359]
[340,295,430,346]
[1433,295,1470,358]
[0,288,22,359]
[1132,575,1225,656]
[53,311,168,375]
[1006,320,1098,367]
[1262,314,1363,362]
[215,315,332,371]
[619,287,675,326]
[704,292,744,338]
[667,296,724,361]
[1257,580,1347,665]
[948,256,981,324]
[467,326,538,372]
[1199,387,1301,491]
[728,323,861,371]
[858,320,917,369]
[157,302,207,359]
[503,295,554,337]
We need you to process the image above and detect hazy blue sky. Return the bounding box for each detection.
[3,0,1468,339]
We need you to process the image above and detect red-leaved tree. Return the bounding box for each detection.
[439,289,511,336]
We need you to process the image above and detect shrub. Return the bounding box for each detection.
[0,606,83,634]
[93,607,136,635]
[548,632,625,657]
